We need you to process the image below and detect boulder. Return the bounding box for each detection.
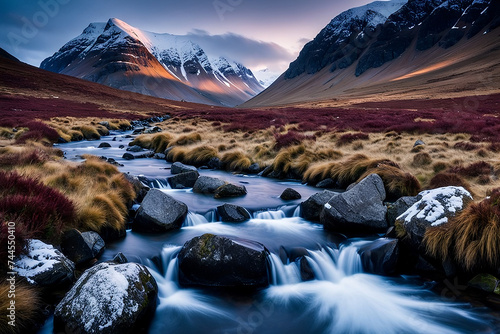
[358,238,399,276]
[60,229,105,265]
[153,153,166,160]
[280,188,302,200]
[193,176,226,194]
[14,239,74,287]
[300,190,336,221]
[171,162,197,175]
[126,145,144,152]
[214,183,247,199]
[112,252,128,264]
[98,142,112,148]
[248,163,261,174]
[134,189,188,233]
[468,274,500,295]
[395,186,472,248]
[122,152,135,160]
[123,173,150,203]
[167,170,199,189]
[207,157,221,169]
[177,234,269,289]
[320,174,388,233]
[217,204,251,223]
[315,178,336,189]
[54,262,157,334]
[386,196,419,226]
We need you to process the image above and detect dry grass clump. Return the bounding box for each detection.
[166,145,219,167]
[108,119,131,130]
[337,132,369,146]
[75,125,100,140]
[427,173,472,194]
[168,132,202,147]
[424,188,500,272]
[448,161,493,178]
[412,152,433,167]
[221,150,252,171]
[0,281,42,334]
[130,133,174,153]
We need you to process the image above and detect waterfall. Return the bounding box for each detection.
[183,212,209,227]
[141,177,171,189]
[160,245,181,279]
[204,209,217,223]
[292,205,301,217]
[268,253,302,285]
[253,209,286,220]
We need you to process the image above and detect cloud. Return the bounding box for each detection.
[185,31,295,72]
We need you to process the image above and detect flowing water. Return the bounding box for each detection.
[44,129,499,333]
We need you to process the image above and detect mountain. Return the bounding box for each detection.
[243,0,500,108]
[41,18,264,107]
[0,47,207,125]
[254,68,281,88]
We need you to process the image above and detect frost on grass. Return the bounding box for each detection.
[398,186,472,227]
[15,239,74,285]
[55,262,157,333]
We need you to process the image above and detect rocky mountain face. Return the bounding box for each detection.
[245,0,500,107]
[41,19,263,107]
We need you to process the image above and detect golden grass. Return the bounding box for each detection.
[183,145,219,166]
[0,282,41,334]
[78,125,100,140]
[424,189,500,271]
[359,164,421,200]
[168,132,202,147]
[221,150,252,171]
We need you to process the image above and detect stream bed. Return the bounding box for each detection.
[43,129,499,333]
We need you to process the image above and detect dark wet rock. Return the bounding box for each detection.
[395,187,472,249]
[300,190,337,222]
[386,196,419,226]
[217,204,251,223]
[248,163,261,174]
[193,176,226,194]
[60,229,105,265]
[119,145,125,149]
[153,153,166,160]
[171,162,198,175]
[315,178,336,189]
[123,173,150,203]
[98,142,112,148]
[99,121,110,129]
[468,274,500,295]
[280,188,302,200]
[112,252,128,264]
[207,157,221,169]
[167,170,199,189]
[127,145,144,152]
[132,127,145,134]
[133,189,188,233]
[358,238,399,276]
[413,139,425,147]
[214,183,247,199]
[299,257,315,281]
[14,239,74,287]
[321,174,388,233]
[54,262,157,334]
[178,234,269,289]
[122,152,135,160]
[58,137,68,144]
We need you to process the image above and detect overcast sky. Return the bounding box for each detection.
[1,0,378,72]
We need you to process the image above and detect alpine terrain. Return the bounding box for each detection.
[244,0,500,107]
[41,18,264,107]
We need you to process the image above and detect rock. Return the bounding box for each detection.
[123,173,150,203]
[193,176,226,194]
[299,257,315,281]
[133,189,188,233]
[358,238,399,275]
[413,139,426,147]
[14,239,74,287]
[98,142,112,148]
[112,252,128,264]
[280,188,301,200]
[171,162,198,175]
[99,121,110,129]
[54,262,157,334]
[167,170,199,189]
[315,178,336,189]
[320,174,388,233]
[386,196,419,226]
[217,204,251,223]
[127,145,144,152]
[468,274,500,295]
[122,152,135,160]
[119,145,125,149]
[248,163,260,174]
[132,128,145,135]
[300,190,337,221]
[60,229,105,265]
[214,183,247,199]
[395,186,472,248]
[177,234,269,289]
[153,153,166,160]
[207,157,221,169]
[58,137,68,144]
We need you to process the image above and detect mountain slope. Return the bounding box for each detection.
[41,19,263,107]
[244,0,500,108]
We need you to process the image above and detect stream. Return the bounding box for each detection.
[42,129,498,333]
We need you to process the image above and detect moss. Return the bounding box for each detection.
[198,234,216,258]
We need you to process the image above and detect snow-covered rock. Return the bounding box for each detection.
[14,239,74,287]
[396,186,472,246]
[54,262,157,334]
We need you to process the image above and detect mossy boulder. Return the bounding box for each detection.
[468,274,500,295]
[178,234,269,289]
[54,262,158,334]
